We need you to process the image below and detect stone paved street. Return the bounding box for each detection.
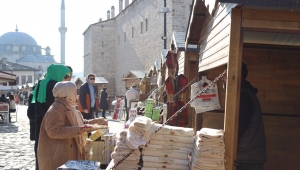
[0,105,125,170]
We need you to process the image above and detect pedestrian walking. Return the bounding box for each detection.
[100,87,109,119]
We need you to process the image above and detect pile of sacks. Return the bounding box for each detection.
[141,125,194,170]
[191,128,225,170]
[110,130,141,170]
[126,116,155,149]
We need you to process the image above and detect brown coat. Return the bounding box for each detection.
[38,98,101,170]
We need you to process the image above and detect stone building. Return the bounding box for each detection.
[83,0,193,95]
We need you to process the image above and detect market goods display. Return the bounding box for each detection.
[141,125,194,170]
[109,130,141,170]
[191,128,225,170]
[144,99,154,118]
[81,124,107,132]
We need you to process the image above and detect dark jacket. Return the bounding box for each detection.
[27,93,36,141]
[237,80,267,163]
[78,83,92,113]
[35,80,57,125]
[100,90,108,110]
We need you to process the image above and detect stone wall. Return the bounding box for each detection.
[84,0,193,95]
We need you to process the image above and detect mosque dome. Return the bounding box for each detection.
[0,30,38,46]
[45,55,56,62]
[17,54,38,62]
[35,54,46,62]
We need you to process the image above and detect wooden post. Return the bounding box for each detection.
[224,8,243,170]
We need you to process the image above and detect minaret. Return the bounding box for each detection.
[59,0,67,64]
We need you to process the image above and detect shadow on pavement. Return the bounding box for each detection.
[0,123,19,133]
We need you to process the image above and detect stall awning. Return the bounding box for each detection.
[219,0,300,9]
[0,71,17,85]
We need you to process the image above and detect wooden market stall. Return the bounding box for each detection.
[185,0,300,169]
[122,70,147,91]
[170,31,198,128]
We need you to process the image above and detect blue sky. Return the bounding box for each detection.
[0,0,124,74]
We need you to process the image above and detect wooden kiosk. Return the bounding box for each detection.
[186,0,300,169]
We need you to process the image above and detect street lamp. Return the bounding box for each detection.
[157,0,170,49]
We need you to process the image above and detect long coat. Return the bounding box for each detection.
[38,98,101,170]
[100,90,108,110]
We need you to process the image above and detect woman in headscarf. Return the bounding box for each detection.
[38,81,108,170]
[31,64,70,170]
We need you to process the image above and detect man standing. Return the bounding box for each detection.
[223,63,266,170]
[78,73,96,120]
[125,85,139,121]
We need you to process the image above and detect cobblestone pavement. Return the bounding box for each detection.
[0,105,125,170]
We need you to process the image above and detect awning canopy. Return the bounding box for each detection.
[0,71,17,85]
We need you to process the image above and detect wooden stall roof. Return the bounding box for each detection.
[173,31,198,52]
[185,0,207,47]
[219,0,300,9]
[122,70,147,81]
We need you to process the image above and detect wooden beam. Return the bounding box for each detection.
[242,19,300,31]
[224,8,243,170]
[242,9,300,22]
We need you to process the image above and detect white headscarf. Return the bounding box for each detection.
[52,81,77,106]
[53,81,87,155]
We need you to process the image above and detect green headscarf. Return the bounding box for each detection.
[32,64,71,103]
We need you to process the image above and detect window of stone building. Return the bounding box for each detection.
[118,36,120,45]
[141,22,143,34]
[146,19,148,31]
[6,46,11,51]
[28,76,32,83]
[132,27,134,38]
[33,47,36,52]
[102,41,104,47]
[22,46,26,51]
[124,32,126,42]
[21,76,26,85]
[13,46,19,52]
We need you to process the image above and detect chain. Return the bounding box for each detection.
[109,149,136,170]
[155,69,227,132]
[110,69,226,169]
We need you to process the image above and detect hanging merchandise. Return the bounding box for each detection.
[164,76,175,95]
[165,51,178,70]
[190,76,221,113]
[144,99,154,118]
[129,108,137,122]
[167,101,188,127]
[112,98,123,120]
[140,74,148,94]
[177,74,188,94]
